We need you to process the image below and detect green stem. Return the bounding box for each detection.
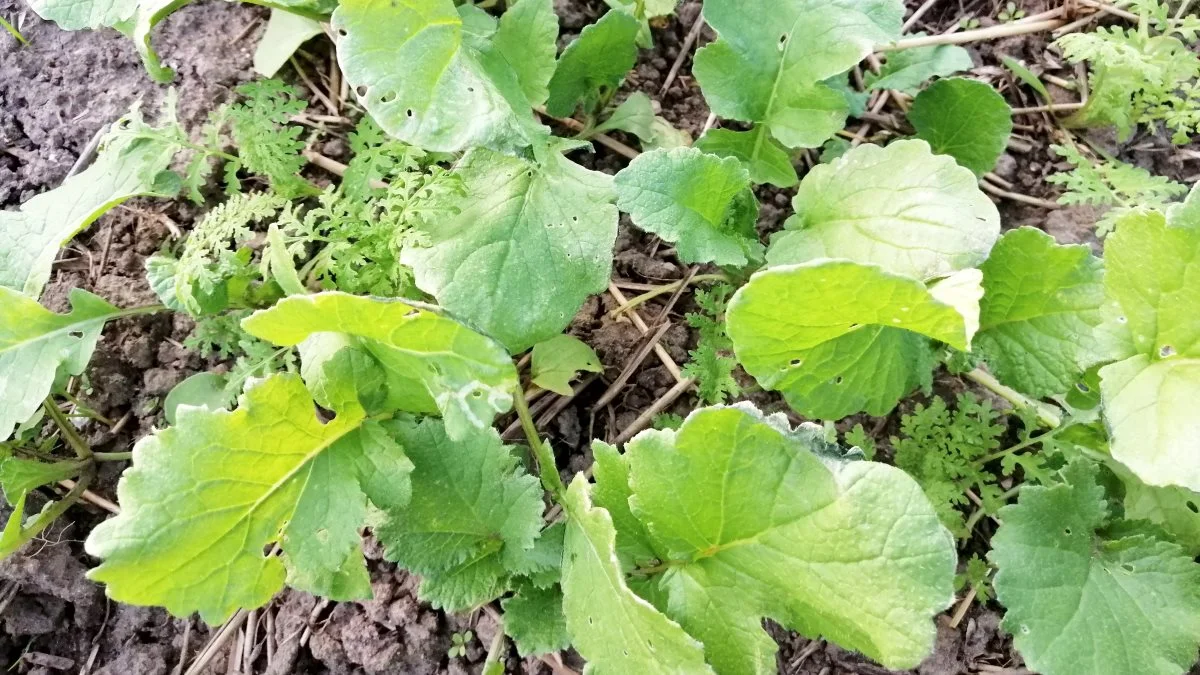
[513,386,565,499]
[961,484,1021,539]
[481,622,507,674]
[93,451,133,462]
[608,274,729,319]
[963,367,1062,429]
[43,400,93,462]
[975,424,1070,467]
[0,15,28,45]
[7,464,96,552]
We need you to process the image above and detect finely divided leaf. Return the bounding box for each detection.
[545,10,640,117]
[242,292,517,439]
[727,261,977,419]
[865,44,973,94]
[402,146,618,352]
[561,475,714,674]
[0,288,126,442]
[493,0,559,107]
[909,77,1013,177]
[333,0,544,152]
[694,0,902,149]
[976,227,1118,397]
[531,334,603,396]
[624,405,956,671]
[375,418,544,611]
[992,461,1200,675]
[693,127,798,188]
[614,147,763,266]
[0,119,177,296]
[86,374,414,623]
[767,140,1000,280]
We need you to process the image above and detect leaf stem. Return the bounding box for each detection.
[963,367,1062,429]
[43,400,93,462]
[92,451,133,462]
[975,424,1070,466]
[513,386,565,499]
[5,463,96,553]
[0,15,28,45]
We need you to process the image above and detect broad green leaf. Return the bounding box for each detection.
[561,475,714,674]
[0,288,128,442]
[402,146,618,352]
[591,440,663,569]
[1101,355,1200,492]
[1104,210,1200,358]
[991,461,1200,675]
[1167,181,1200,228]
[0,119,177,297]
[1123,476,1200,556]
[976,227,1119,397]
[86,374,413,623]
[493,0,559,107]
[614,147,763,266]
[545,10,640,117]
[594,92,655,142]
[253,10,324,78]
[1001,55,1052,102]
[375,418,543,611]
[163,372,233,425]
[0,493,27,558]
[909,78,1013,177]
[767,140,1000,280]
[645,116,693,151]
[727,261,977,419]
[242,292,518,439]
[693,127,798,188]
[865,43,973,93]
[531,334,603,396]
[625,404,956,671]
[0,458,84,505]
[501,583,571,656]
[694,0,902,149]
[333,0,544,152]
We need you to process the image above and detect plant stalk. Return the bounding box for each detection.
[44,400,93,462]
[513,386,566,499]
[879,17,1067,51]
[963,367,1062,429]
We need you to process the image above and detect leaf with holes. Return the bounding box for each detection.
[85,374,413,623]
[767,140,1000,280]
[617,404,955,671]
[991,461,1200,675]
[333,0,545,152]
[402,146,618,352]
[726,261,981,419]
[614,147,763,266]
[694,0,903,149]
[242,292,518,439]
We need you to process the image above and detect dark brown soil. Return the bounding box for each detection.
[2,0,1195,672]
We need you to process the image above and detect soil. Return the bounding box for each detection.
[1,0,1195,673]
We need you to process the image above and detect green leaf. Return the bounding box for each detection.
[614,147,763,266]
[86,374,414,623]
[561,475,714,675]
[545,10,640,117]
[1101,355,1200,492]
[375,418,543,611]
[0,288,127,442]
[727,261,979,418]
[976,227,1120,397]
[590,440,663,569]
[253,10,324,78]
[493,0,559,107]
[991,461,1200,675]
[163,372,233,425]
[0,118,177,297]
[909,77,1013,177]
[594,92,656,142]
[767,140,998,279]
[1122,474,1200,556]
[693,127,798,188]
[624,404,956,671]
[402,146,618,352]
[531,334,603,396]
[0,458,84,505]
[1000,55,1052,101]
[333,0,544,152]
[694,0,902,149]
[0,493,27,558]
[1104,210,1200,358]
[501,583,571,656]
[242,292,518,439]
[866,44,973,94]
